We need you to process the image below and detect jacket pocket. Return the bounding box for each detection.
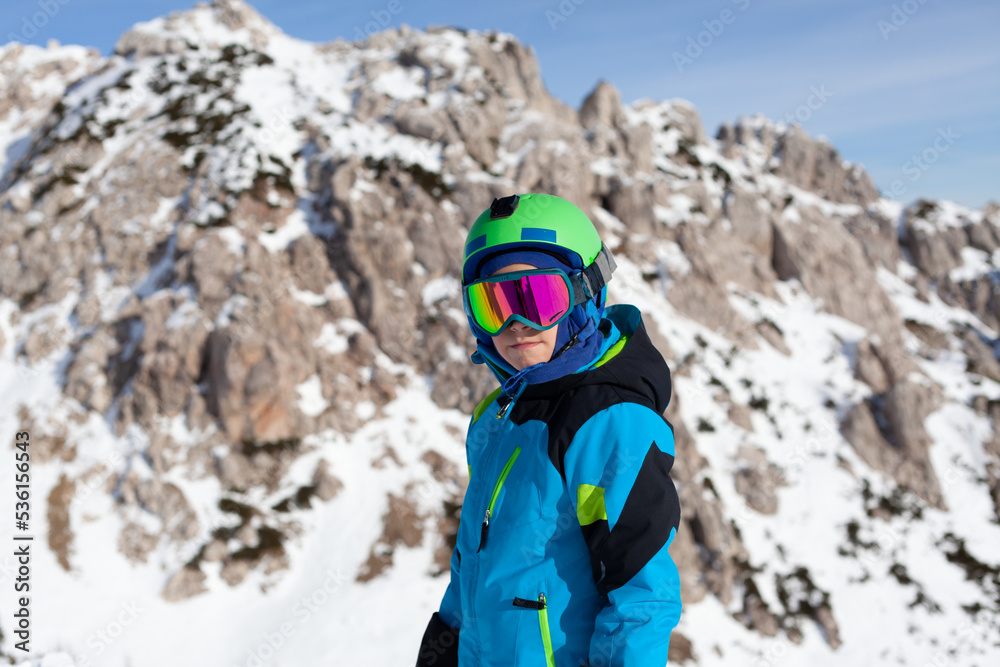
[478,447,521,552]
[512,594,555,667]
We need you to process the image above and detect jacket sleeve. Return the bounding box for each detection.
[417,408,477,667]
[439,543,462,628]
[562,402,682,667]
[417,525,462,667]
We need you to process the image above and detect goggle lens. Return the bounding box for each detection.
[466,272,571,335]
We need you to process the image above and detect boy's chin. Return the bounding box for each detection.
[505,350,550,370]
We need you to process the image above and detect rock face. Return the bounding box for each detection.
[841,380,946,509]
[902,200,1000,279]
[734,445,787,515]
[903,200,1000,332]
[723,117,879,205]
[1,1,998,660]
[772,204,906,352]
[773,127,879,205]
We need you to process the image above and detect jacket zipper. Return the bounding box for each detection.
[511,593,556,667]
[477,446,520,552]
[496,393,512,420]
[469,388,519,660]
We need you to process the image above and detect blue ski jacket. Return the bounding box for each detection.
[417,304,682,666]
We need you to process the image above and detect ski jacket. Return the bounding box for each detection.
[417,304,682,666]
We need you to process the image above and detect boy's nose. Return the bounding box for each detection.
[508,319,530,332]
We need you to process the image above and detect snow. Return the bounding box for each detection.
[492,137,536,176]
[606,247,1000,665]
[235,66,299,148]
[782,205,803,223]
[214,294,249,329]
[355,400,377,421]
[421,275,461,307]
[216,226,246,256]
[419,28,471,72]
[288,286,328,307]
[313,319,366,356]
[313,322,349,356]
[328,118,443,173]
[654,200,689,228]
[909,199,979,234]
[949,246,997,283]
[370,66,426,100]
[876,266,992,336]
[589,157,618,177]
[163,297,203,331]
[657,240,692,279]
[782,185,863,220]
[349,177,379,201]
[2,7,1000,667]
[2,299,465,665]
[871,198,904,229]
[295,374,328,418]
[0,45,97,178]
[257,210,311,253]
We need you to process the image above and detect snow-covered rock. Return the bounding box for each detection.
[0,1,998,665]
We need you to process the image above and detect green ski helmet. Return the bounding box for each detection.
[461,193,616,287]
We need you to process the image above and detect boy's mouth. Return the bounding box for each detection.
[510,341,540,350]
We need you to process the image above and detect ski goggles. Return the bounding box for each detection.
[463,269,576,336]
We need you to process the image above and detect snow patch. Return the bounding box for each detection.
[295,374,328,417]
[355,400,376,421]
[257,210,310,253]
[289,286,328,307]
[370,67,426,101]
[422,275,461,307]
[314,319,367,355]
[216,226,246,256]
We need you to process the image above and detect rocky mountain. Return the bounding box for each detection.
[0,1,998,665]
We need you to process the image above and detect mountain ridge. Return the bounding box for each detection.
[0,1,998,664]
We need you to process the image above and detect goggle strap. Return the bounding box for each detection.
[570,245,616,305]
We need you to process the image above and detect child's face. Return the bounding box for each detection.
[488,263,560,370]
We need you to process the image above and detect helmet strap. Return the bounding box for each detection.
[569,245,617,306]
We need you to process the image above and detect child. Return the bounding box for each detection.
[416,194,682,666]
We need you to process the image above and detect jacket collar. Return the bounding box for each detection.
[516,304,671,413]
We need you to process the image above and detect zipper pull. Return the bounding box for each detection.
[477,508,491,552]
[512,595,546,609]
[496,394,511,420]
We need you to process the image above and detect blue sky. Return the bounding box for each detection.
[3,0,998,209]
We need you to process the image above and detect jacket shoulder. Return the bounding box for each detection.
[471,387,502,425]
[514,381,661,480]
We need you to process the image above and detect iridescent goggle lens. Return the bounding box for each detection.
[464,270,573,336]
